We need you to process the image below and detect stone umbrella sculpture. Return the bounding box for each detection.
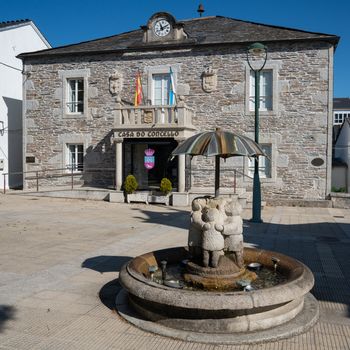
[172,127,267,197]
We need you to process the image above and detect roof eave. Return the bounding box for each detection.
[18,35,340,61]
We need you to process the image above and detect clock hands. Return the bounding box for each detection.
[154,20,171,36]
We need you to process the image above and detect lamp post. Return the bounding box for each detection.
[246,42,267,223]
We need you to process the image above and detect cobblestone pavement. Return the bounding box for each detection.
[0,194,349,349]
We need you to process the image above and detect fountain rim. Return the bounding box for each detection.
[119,246,315,311]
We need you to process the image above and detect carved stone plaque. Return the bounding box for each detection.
[143,110,153,124]
[109,71,123,96]
[202,67,217,93]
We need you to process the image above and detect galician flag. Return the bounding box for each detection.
[169,67,176,105]
[134,71,143,106]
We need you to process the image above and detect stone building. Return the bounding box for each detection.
[19,12,339,205]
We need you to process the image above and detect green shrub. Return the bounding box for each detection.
[160,178,172,195]
[124,174,138,194]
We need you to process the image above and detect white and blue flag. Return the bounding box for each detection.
[169,67,176,105]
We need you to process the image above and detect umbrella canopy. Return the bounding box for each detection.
[171,128,267,197]
[172,129,266,158]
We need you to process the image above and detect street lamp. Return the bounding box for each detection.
[246,42,267,223]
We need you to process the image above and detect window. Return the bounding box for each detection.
[152,73,170,105]
[66,144,84,171]
[67,79,84,113]
[248,144,271,178]
[249,70,273,111]
[334,112,350,125]
[59,69,89,118]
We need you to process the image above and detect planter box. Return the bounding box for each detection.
[148,193,170,206]
[126,192,149,204]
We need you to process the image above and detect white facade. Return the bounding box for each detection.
[334,119,350,192]
[0,21,50,188]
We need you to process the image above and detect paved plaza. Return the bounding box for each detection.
[0,194,349,349]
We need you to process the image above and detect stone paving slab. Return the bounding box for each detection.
[0,195,350,349]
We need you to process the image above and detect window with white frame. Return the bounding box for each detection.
[249,70,273,111]
[248,144,272,178]
[334,112,350,125]
[66,144,84,171]
[152,73,170,105]
[67,79,84,113]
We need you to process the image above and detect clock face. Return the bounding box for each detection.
[154,19,171,37]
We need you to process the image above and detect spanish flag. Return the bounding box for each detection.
[134,71,143,106]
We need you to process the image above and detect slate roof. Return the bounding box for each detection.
[0,19,31,29]
[333,98,350,110]
[18,15,339,59]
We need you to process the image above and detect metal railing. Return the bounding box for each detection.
[3,167,253,195]
[233,168,253,194]
[3,167,116,194]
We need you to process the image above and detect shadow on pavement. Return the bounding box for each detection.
[243,220,350,319]
[99,279,122,311]
[131,206,190,230]
[0,305,16,333]
[81,255,132,273]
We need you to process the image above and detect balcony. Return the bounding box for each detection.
[114,98,196,139]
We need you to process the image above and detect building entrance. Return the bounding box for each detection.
[123,138,178,190]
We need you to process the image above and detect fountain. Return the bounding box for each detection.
[117,196,318,344]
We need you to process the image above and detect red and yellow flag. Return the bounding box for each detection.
[134,71,143,106]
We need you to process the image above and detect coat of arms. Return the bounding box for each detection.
[109,71,123,96]
[144,148,155,170]
[201,67,218,93]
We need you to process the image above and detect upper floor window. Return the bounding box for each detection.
[248,144,272,178]
[249,70,273,111]
[59,69,90,119]
[67,79,84,114]
[152,73,170,105]
[334,112,350,125]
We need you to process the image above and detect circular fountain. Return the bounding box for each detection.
[117,197,318,344]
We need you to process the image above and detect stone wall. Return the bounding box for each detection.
[23,41,332,200]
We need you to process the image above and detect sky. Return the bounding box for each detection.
[2,0,349,97]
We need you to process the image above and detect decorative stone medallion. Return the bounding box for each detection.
[201,67,218,93]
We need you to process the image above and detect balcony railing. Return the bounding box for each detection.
[114,99,194,129]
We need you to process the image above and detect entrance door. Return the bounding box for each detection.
[124,138,178,190]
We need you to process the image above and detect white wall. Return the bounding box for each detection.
[0,23,50,188]
[334,121,350,192]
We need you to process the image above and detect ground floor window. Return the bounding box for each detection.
[248,144,271,178]
[66,144,84,171]
[123,138,178,190]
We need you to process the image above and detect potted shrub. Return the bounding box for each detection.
[124,174,149,204]
[160,177,172,195]
[148,178,172,205]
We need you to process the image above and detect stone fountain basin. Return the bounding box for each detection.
[119,246,315,333]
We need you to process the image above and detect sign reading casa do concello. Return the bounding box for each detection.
[117,130,180,138]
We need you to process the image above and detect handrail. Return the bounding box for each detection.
[233,168,253,194]
[2,167,116,194]
[3,166,254,195]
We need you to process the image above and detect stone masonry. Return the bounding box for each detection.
[21,16,335,202]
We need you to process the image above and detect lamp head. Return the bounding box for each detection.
[247,42,268,71]
[248,42,267,55]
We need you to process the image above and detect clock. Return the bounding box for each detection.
[153,19,171,37]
